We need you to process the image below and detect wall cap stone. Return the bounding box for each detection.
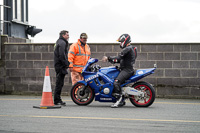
[4,42,200,45]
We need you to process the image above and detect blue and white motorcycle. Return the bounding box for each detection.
[70,58,156,107]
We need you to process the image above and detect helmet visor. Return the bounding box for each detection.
[120,42,125,48]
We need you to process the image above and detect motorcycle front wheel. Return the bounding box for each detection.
[70,82,94,106]
[129,81,155,107]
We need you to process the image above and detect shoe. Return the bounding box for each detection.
[111,95,123,108]
[55,101,66,106]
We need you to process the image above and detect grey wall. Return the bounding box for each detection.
[0,37,200,98]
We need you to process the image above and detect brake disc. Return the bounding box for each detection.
[77,88,89,99]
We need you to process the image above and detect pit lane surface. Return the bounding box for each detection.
[0,95,200,133]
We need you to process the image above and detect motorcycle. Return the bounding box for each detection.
[70,58,156,107]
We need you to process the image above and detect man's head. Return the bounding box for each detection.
[117,34,131,49]
[80,33,88,44]
[60,30,69,41]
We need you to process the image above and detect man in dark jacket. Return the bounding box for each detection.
[102,34,137,108]
[54,30,70,106]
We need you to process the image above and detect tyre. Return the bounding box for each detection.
[129,81,155,107]
[70,82,94,106]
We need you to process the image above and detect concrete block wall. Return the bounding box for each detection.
[1,43,59,94]
[0,40,200,98]
[91,43,200,98]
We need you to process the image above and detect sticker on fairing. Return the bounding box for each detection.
[100,98,112,101]
[138,71,144,74]
[85,74,98,82]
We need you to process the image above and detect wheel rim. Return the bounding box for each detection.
[132,85,152,105]
[72,84,93,104]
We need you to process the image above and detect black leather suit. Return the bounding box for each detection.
[108,45,137,94]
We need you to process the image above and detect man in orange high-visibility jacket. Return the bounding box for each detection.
[68,33,91,85]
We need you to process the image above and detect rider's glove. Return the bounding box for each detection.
[108,56,119,64]
[108,56,114,64]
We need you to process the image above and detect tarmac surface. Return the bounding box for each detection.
[0,95,200,133]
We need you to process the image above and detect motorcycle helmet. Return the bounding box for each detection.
[117,34,131,49]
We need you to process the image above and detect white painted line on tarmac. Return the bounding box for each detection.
[0,115,200,123]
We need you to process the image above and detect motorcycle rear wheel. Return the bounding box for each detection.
[129,81,155,107]
[70,82,94,106]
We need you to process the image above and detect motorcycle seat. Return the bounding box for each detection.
[123,70,136,83]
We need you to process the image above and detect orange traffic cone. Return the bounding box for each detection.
[33,66,61,109]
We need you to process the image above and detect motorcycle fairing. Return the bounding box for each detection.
[83,71,116,102]
[121,68,156,86]
[99,67,120,80]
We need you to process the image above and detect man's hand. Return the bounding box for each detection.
[69,67,73,72]
[102,56,108,62]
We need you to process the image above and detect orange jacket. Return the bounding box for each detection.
[68,39,91,72]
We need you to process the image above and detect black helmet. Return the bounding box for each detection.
[117,34,131,49]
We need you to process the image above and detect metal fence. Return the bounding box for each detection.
[0,4,11,59]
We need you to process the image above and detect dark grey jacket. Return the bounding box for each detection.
[54,36,69,74]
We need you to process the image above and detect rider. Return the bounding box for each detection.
[102,34,137,108]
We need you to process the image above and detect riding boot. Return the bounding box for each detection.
[112,79,121,97]
[119,95,126,106]
[111,79,124,108]
[111,94,126,108]
[111,94,123,108]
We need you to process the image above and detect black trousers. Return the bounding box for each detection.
[113,69,133,94]
[54,69,66,103]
